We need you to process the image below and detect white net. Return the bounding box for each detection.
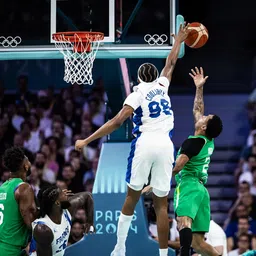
[53,33,103,85]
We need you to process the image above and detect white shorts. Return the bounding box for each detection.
[126,133,175,193]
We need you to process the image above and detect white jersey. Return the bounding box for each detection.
[206,220,228,256]
[124,76,175,193]
[124,76,174,136]
[29,209,72,256]
[194,220,227,256]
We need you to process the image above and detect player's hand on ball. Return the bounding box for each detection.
[75,139,87,151]
[172,22,190,42]
[189,67,209,88]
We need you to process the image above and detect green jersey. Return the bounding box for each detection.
[0,178,30,248]
[175,135,214,185]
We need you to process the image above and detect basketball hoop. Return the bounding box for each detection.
[52,31,104,85]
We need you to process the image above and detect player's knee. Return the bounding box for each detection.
[152,188,169,197]
[176,216,192,231]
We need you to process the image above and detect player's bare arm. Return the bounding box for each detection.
[189,67,209,123]
[172,154,189,177]
[160,23,189,82]
[68,192,94,233]
[75,105,134,150]
[15,183,38,229]
[33,224,54,256]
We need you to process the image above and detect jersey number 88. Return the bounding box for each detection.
[148,99,172,118]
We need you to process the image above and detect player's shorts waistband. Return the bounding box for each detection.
[179,176,205,185]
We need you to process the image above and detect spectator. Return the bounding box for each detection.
[83,157,99,185]
[64,134,82,162]
[34,151,56,184]
[28,165,40,196]
[250,168,256,196]
[86,97,105,129]
[147,202,179,248]
[62,99,81,134]
[0,120,10,155]
[56,179,68,190]
[29,113,41,137]
[16,75,31,104]
[224,204,256,232]
[44,117,72,147]
[0,170,10,186]
[41,143,59,175]
[241,193,256,219]
[227,217,256,252]
[240,135,256,162]
[21,120,41,154]
[11,103,26,132]
[80,120,100,149]
[238,182,251,197]
[61,163,82,193]
[228,233,250,256]
[68,219,85,245]
[238,156,256,185]
[84,178,94,192]
[13,133,24,148]
[46,136,65,169]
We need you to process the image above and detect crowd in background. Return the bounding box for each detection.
[2,75,256,253]
[220,94,256,256]
[0,75,108,245]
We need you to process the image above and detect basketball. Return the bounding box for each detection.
[185,22,209,48]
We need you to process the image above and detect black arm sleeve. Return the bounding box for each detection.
[180,138,205,159]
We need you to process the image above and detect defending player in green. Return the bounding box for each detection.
[173,67,223,256]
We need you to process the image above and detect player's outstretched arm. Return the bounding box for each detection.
[33,224,54,256]
[15,183,38,229]
[160,23,189,82]
[189,67,208,123]
[68,192,94,234]
[75,105,134,151]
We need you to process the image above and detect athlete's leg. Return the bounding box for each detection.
[191,188,219,256]
[152,191,169,256]
[192,233,220,256]
[111,185,142,256]
[176,216,193,256]
[174,181,205,256]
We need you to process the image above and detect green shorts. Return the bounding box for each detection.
[0,242,25,256]
[173,178,210,233]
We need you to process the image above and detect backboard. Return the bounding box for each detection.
[0,0,179,59]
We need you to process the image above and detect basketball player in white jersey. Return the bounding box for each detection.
[29,186,94,256]
[75,23,189,256]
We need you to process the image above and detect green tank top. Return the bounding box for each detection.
[0,178,30,248]
[175,135,214,185]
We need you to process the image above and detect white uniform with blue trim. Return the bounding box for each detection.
[29,209,71,256]
[124,76,175,193]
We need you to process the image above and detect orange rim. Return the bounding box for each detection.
[52,31,104,42]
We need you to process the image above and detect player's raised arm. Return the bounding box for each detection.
[67,192,94,234]
[189,67,209,123]
[160,23,189,82]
